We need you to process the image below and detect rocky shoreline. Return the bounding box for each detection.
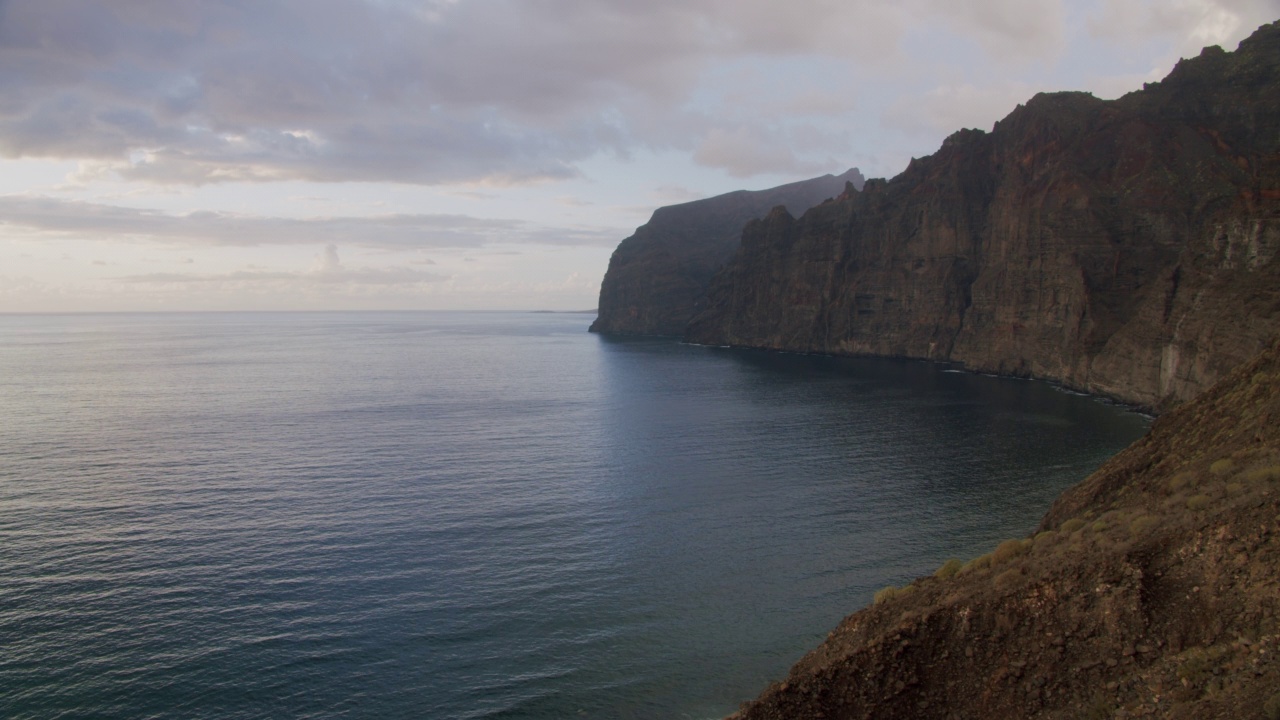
[726,337,1280,719]
[596,22,1280,412]
[589,19,1280,720]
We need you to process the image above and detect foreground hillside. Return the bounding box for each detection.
[590,168,864,336]
[681,22,1280,410]
[729,337,1280,719]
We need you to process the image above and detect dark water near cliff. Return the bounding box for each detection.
[0,312,1148,719]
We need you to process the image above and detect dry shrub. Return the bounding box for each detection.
[1167,472,1195,493]
[1210,458,1236,477]
[1245,465,1280,483]
[1059,518,1085,533]
[873,585,900,605]
[994,568,1023,590]
[959,554,991,575]
[1186,494,1212,511]
[992,539,1029,565]
[1129,515,1159,537]
[934,558,963,580]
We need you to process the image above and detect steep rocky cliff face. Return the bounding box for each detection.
[686,23,1280,411]
[589,168,865,336]
[729,338,1280,720]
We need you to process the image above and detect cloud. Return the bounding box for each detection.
[1087,0,1280,54]
[0,194,624,249]
[0,0,1084,186]
[0,1,1268,189]
[116,244,450,290]
[883,81,1037,138]
[117,265,449,287]
[936,0,1068,60]
[313,244,342,274]
[693,125,844,177]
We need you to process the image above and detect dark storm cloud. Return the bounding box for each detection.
[0,195,622,248]
[0,0,1080,184]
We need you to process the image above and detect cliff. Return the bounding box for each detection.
[684,23,1280,411]
[589,168,865,336]
[729,337,1280,720]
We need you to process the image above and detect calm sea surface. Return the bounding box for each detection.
[0,312,1149,719]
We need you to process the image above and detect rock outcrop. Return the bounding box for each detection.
[729,337,1280,720]
[589,168,865,336]
[683,23,1280,411]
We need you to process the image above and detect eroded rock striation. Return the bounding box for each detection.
[729,337,1280,720]
[589,168,865,336]
[684,23,1280,411]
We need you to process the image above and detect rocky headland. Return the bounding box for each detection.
[595,23,1280,412]
[589,168,864,336]
[699,22,1280,720]
[586,18,1280,720]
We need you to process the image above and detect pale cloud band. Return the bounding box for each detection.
[0,195,623,249]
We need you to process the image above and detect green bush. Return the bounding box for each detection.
[1034,530,1057,546]
[1059,518,1085,533]
[934,558,963,580]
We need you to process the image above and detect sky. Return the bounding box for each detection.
[1,0,1277,312]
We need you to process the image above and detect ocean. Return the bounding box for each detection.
[0,311,1149,719]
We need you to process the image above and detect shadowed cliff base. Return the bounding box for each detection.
[727,336,1280,720]
[674,21,1280,412]
[590,168,865,337]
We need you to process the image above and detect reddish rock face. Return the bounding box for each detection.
[589,168,865,337]
[685,23,1280,411]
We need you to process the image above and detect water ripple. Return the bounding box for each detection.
[0,312,1148,719]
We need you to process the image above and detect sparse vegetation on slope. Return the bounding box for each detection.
[728,338,1280,720]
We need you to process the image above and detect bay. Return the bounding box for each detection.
[0,312,1149,719]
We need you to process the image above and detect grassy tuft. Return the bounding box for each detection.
[959,554,991,575]
[992,539,1029,565]
[994,568,1023,589]
[934,558,963,580]
[1210,458,1236,477]
[1186,494,1212,511]
[1128,515,1158,537]
[1167,472,1196,493]
[1245,465,1280,483]
[1059,518,1085,533]
[873,585,899,605]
